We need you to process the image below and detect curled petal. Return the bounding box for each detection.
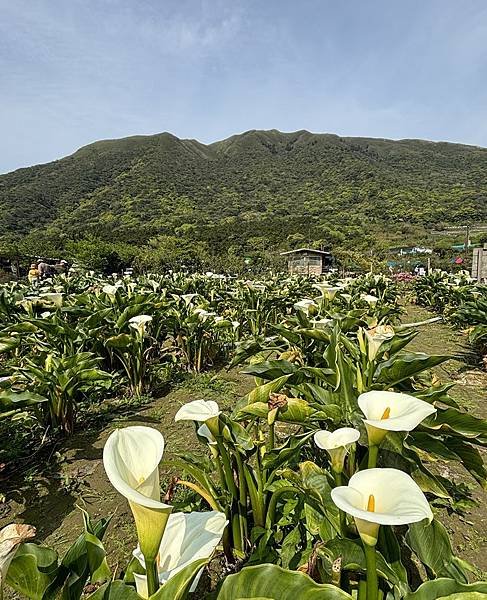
[331,468,433,527]
[175,400,221,423]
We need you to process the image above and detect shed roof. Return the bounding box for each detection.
[280,248,332,256]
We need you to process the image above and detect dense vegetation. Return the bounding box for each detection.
[1,130,487,272]
[413,270,487,362]
[1,270,486,599]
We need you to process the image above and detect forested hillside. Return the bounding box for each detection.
[1,129,486,271]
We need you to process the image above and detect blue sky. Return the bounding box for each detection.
[1,0,487,173]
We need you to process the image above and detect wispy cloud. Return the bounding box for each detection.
[1,0,487,173]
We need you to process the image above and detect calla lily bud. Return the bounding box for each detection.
[103,426,172,560]
[314,428,360,473]
[331,468,433,546]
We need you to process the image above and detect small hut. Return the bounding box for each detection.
[281,248,333,275]
[472,245,487,282]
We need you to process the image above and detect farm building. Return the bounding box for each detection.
[472,245,487,282]
[281,248,333,275]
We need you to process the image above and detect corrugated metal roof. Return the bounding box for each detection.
[280,248,332,256]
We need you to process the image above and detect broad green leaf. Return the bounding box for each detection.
[6,543,59,600]
[87,580,140,599]
[242,360,298,381]
[406,519,474,582]
[216,564,353,599]
[376,352,449,386]
[325,538,404,588]
[425,408,487,440]
[405,578,487,600]
[0,390,48,415]
[247,375,292,404]
[150,557,209,599]
[105,334,132,349]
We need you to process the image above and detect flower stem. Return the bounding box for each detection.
[145,556,159,597]
[364,543,378,600]
[367,444,379,469]
[268,422,275,450]
[333,471,347,537]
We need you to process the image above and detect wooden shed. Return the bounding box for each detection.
[281,248,333,275]
[472,245,487,282]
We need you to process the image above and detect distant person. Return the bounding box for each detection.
[28,263,39,285]
[37,260,51,279]
[53,259,68,275]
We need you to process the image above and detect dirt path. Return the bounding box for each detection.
[0,369,254,578]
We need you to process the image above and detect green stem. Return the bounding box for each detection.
[268,421,275,450]
[244,467,265,528]
[145,556,159,597]
[234,452,248,545]
[364,543,378,600]
[266,486,295,528]
[357,578,367,600]
[215,438,238,498]
[368,444,379,469]
[334,471,347,537]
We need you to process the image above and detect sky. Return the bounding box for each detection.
[1,0,487,173]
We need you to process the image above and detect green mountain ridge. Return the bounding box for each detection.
[1,129,486,270]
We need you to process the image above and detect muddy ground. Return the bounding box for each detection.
[0,304,486,593]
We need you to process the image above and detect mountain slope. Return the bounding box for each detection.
[1,129,486,259]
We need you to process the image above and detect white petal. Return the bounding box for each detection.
[102,285,118,296]
[314,428,360,450]
[103,426,170,510]
[133,573,148,599]
[359,391,436,432]
[134,511,227,587]
[331,468,433,525]
[129,314,153,325]
[174,400,221,423]
[197,423,217,445]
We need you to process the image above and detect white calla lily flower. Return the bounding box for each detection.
[359,391,436,445]
[331,468,433,546]
[102,284,119,297]
[294,298,318,315]
[129,314,153,336]
[361,293,379,306]
[197,423,217,446]
[175,399,221,424]
[310,318,333,330]
[133,511,227,598]
[364,326,394,361]
[103,426,172,560]
[313,284,342,301]
[181,293,198,305]
[39,292,63,307]
[314,427,360,473]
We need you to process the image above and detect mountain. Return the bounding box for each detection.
[1,129,487,270]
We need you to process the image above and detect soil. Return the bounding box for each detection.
[0,306,486,593]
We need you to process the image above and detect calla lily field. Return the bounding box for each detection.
[0,268,486,599]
